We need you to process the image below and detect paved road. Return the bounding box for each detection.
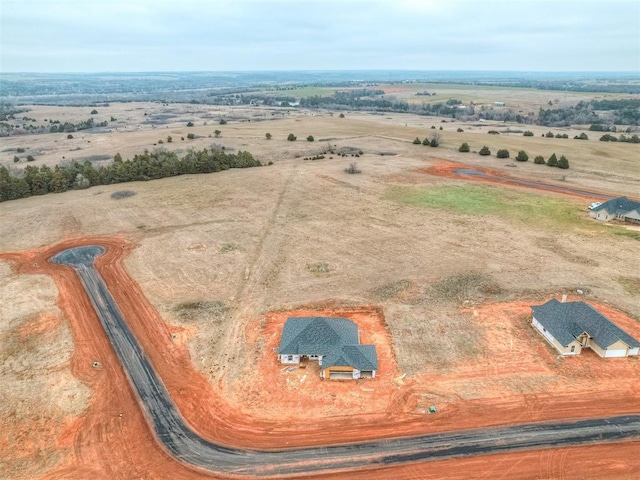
[51,245,640,477]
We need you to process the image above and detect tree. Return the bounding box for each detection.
[67,134,73,139]
[496,149,510,158]
[523,130,534,136]
[219,119,227,125]
[187,133,195,139]
[534,155,546,164]
[515,150,529,162]
[13,156,20,163]
[287,133,297,141]
[413,137,421,145]
[167,136,172,143]
[574,132,588,140]
[344,162,361,174]
[187,121,194,127]
[545,131,554,138]
[459,142,470,152]
[557,155,569,169]
[422,137,429,145]
[26,155,35,162]
[90,109,98,115]
[547,153,559,167]
[479,146,491,156]
[214,129,221,138]
[339,113,345,118]
[307,135,314,142]
[265,133,272,140]
[429,131,442,147]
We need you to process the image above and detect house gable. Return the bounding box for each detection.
[531,299,640,356]
[278,317,378,378]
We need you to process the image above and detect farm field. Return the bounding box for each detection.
[1,101,640,479]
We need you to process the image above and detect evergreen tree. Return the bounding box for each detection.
[558,155,569,169]
[515,150,529,162]
[413,137,421,144]
[479,146,491,156]
[534,155,546,164]
[459,142,470,152]
[547,153,559,167]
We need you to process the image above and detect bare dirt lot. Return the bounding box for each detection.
[1,103,639,479]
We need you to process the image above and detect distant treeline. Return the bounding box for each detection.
[0,148,262,203]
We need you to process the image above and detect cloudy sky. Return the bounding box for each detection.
[1,0,638,72]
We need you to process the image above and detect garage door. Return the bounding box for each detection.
[604,349,627,358]
[629,348,639,356]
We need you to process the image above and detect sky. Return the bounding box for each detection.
[1,0,638,73]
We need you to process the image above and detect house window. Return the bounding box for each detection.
[287,355,293,361]
[571,346,575,353]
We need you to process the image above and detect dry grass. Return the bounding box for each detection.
[2,102,640,477]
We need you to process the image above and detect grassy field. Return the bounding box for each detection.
[391,183,640,240]
[2,101,640,477]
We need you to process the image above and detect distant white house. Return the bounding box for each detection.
[589,196,640,224]
[531,299,640,358]
[493,101,506,107]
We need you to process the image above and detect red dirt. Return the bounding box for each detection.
[2,237,639,479]
[421,160,610,201]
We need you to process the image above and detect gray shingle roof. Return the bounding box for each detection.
[591,196,640,216]
[322,345,379,371]
[278,317,359,355]
[532,299,640,349]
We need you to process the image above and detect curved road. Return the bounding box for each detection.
[51,245,640,477]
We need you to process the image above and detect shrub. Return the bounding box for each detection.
[219,119,227,125]
[457,128,464,132]
[496,149,510,158]
[545,131,554,138]
[574,132,588,140]
[558,155,569,169]
[214,129,221,138]
[534,155,546,164]
[67,134,73,139]
[187,133,195,139]
[515,150,529,162]
[547,153,558,167]
[344,162,361,174]
[287,133,297,141]
[265,133,272,140]
[339,113,345,118]
[186,121,194,127]
[26,155,35,162]
[158,139,163,144]
[429,132,442,147]
[431,126,436,129]
[13,155,20,163]
[17,148,25,153]
[90,109,98,115]
[523,130,534,136]
[167,136,172,143]
[459,142,470,152]
[488,130,500,135]
[479,146,491,156]
[307,135,314,142]
[111,190,136,199]
[600,134,618,142]
[413,137,421,145]
[561,134,569,138]
[422,137,429,145]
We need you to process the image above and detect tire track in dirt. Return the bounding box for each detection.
[220,163,300,381]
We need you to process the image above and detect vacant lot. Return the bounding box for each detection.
[1,102,639,479]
